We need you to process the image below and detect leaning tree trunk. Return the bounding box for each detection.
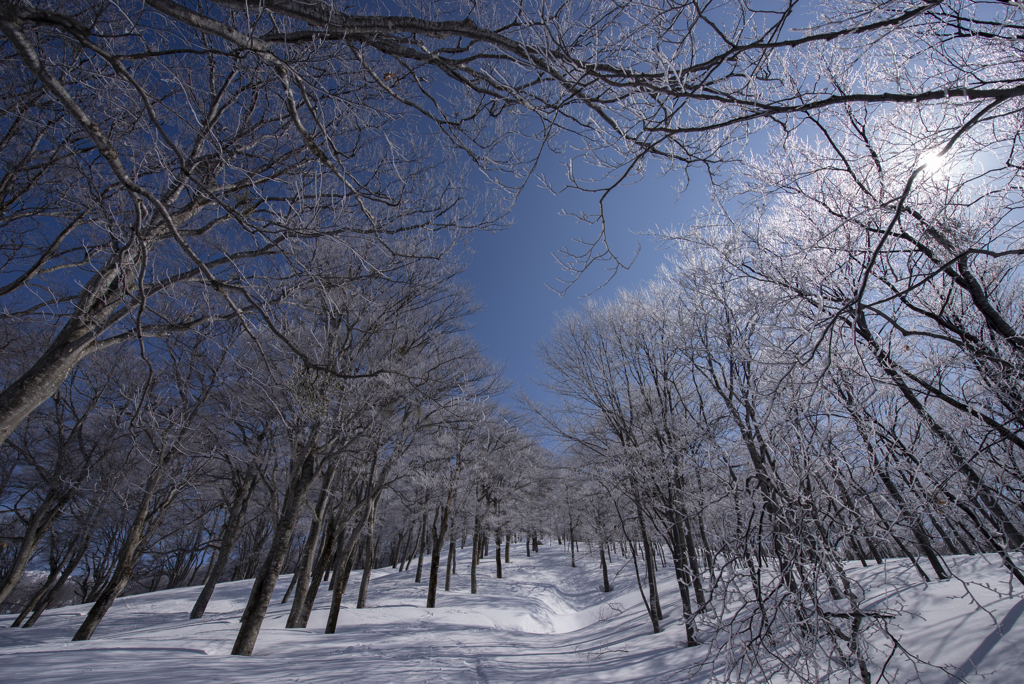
[286,463,338,628]
[23,536,88,628]
[415,507,435,583]
[355,502,378,610]
[427,491,457,607]
[190,469,257,620]
[292,508,340,628]
[0,317,99,446]
[231,449,317,656]
[0,490,67,608]
[324,489,376,634]
[636,503,663,621]
[72,457,176,642]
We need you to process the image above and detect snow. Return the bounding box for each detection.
[1,545,1022,683]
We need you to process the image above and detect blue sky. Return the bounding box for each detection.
[463,162,703,412]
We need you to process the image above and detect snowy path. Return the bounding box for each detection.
[0,545,695,683]
[2,546,1023,683]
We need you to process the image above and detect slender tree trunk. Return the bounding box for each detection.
[410,509,427,576]
[600,544,611,592]
[427,494,455,608]
[356,504,377,610]
[682,514,706,609]
[444,536,456,591]
[23,540,86,628]
[324,490,376,634]
[281,570,300,604]
[470,517,480,595]
[495,530,502,578]
[392,529,406,569]
[287,464,338,627]
[505,534,511,564]
[629,539,660,634]
[293,510,339,629]
[73,456,178,642]
[231,449,317,656]
[636,503,662,621]
[11,564,60,628]
[0,492,66,608]
[416,507,437,584]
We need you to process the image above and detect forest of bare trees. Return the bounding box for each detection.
[3,1,1024,682]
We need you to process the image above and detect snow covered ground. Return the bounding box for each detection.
[1,544,1021,683]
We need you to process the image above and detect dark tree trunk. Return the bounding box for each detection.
[231,449,318,656]
[470,517,480,595]
[356,504,377,610]
[411,509,428,577]
[637,504,662,621]
[445,536,456,591]
[600,544,612,592]
[427,493,455,608]
[23,538,87,628]
[287,464,338,627]
[11,565,60,628]
[569,523,576,568]
[324,489,376,634]
[667,507,697,647]
[293,510,340,629]
[495,530,502,578]
[416,506,438,584]
[0,491,67,608]
[73,456,178,642]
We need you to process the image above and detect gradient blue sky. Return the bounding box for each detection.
[463,163,704,411]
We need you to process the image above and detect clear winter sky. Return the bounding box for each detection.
[463,160,704,413]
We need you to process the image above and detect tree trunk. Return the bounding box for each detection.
[667,507,697,647]
[445,536,456,591]
[286,463,338,628]
[11,565,59,628]
[293,510,339,628]
[600,544,612,592]
[410,510,427,576]
[636,504,662,621]
[0,318,97,446]
[416,507,437,583]
[0,491,66,608]
[72,456,177,642]
[231,449,317,656]
[324,492,376,634]
[427,494,455,608]
[191,471,257,619]
[356,504,377,610]
[23,538,87,628]
[495,531,503,578]
[470,517,480,595]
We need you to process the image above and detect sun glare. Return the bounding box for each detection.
[918,149,947,177]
